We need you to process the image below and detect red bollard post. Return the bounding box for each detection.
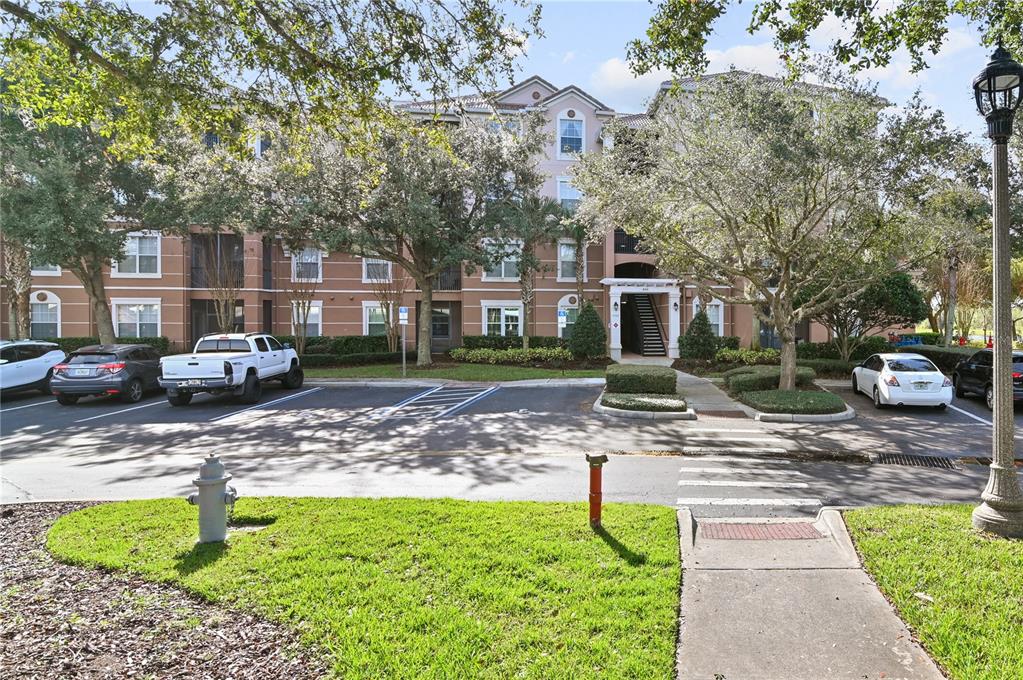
[586,454,609,527]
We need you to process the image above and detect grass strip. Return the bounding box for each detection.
[846,504,1023,680]
[737,388,846,414]
[48,498,680,679]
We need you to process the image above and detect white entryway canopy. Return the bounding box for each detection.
[600,277,681,360]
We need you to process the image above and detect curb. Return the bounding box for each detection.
[305,377,606,388]
[592,392,697,420]
[677,447,872,464]
[754,404,857,423]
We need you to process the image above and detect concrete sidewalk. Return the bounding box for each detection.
[675,370,756,417]
[676,508,943,680]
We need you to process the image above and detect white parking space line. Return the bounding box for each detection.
[73,400,166,423]
[680,467,809,476]
[678,480,810,488]
[209,388,324,423]
[676,497,821,506]
[0,399,56,413]
[947,404,1023,440]
[373,385,499,420]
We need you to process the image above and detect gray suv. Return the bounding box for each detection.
[51,344,162,405]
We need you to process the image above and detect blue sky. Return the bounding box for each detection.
[503,1,993,138]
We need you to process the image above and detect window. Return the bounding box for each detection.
[558,116,583,157]
[483,303,522,337]
[693,299,724,336]
[557,240,586,281]
[196,339,249,352]
[113,300,161,337]
[432,308,451,338]
[559,305,580,339]
[483,240,521,280]
[558,178,582,213]
[114,232,160,277]
[291,247,323,282]
[363,303,387,336]
[292,300,322,337]
[254,337,269,352]
[267,336,283,351]
[30,302,59,338]
[362,258,391,283]
[30,262,60,276]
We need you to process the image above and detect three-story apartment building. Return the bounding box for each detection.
[2,72,830,357]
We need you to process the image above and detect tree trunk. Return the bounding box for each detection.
[837,333,853,363]
[417,278,433,366]
[1,239,32,338]
[575,237,585,307]
[778,322,798,391]
[520,263,531,350]
[10,292,30,338]
[78,262,115,343]
[945,264,958,345]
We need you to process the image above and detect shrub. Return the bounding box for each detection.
[715,347,780,365]
[726,366,815,392]
[42,336,171,355]
[717,336,741,350]
[679,310,718,360]
[892,344,973,372]
[298,353,336,367]
[600,392,688,412]
[796,359,856,378]
[568,303,606,359]
[722,365,758,382]
[332,351,418,366]
[605,365,677,395]
[795,336,892,361]
[330,335,390,355]
[461,335,565,350]
[738,389,847,414]
[915,332,943,345]
[449,347,573,365]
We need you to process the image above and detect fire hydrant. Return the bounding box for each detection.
[186,454,238,543]
[586,454,608,528]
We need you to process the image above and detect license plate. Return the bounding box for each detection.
[183,379,204,387]
[913,382,930,391]
[72,368,90,377]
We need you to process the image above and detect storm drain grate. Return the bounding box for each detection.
[876,453,957,470]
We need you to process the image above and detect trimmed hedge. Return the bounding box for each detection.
[449,347,573,365]
[600,392,688,412]
[739,389,847,414]
[715,347,780,365]
[298,353,336,367]
[334,351,418,366]
[718,336,741,350]
[461,335,565,350]
[795,336,892,361]
[914,332,943,345]
[41,336,172,355]
[892,344,974,372]
[796,358,856,377]
[330,335,390,355]
[605,365,677,395]
[725,365,816,392]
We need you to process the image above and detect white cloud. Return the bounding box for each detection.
[704,42,785,76]
[562,51,576,65]
[588,57,671,112]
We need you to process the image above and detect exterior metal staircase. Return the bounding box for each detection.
[632,294,667,356]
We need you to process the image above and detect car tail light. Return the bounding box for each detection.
[53,363,69,374]
[885,375,900,387]
[1013,372,1022,379]
[97,362,126,375]
[223,361,233,376]
[943,377,953,387]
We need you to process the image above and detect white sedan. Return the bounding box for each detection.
[0,340,66,396]
[851,353,953,410]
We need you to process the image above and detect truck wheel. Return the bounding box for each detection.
[282,366,304,389]
[56,394,79,406]
[167,392,193,406]
[121,378,144,403]
[240,373,262,404]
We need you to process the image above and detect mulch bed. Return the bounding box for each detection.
[0,502,328,679]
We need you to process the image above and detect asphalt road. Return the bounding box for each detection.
[1,382,1015,517]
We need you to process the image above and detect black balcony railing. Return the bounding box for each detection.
[614,228,643,254]
[419,266,462,291]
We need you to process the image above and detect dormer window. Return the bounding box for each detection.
[558,115,584,158]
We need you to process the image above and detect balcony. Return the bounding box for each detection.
[614,228,643,255]
[417,265,462,291]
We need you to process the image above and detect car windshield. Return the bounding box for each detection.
[886,358,938,373]
[68,353,117,364]
[195,339,250,353]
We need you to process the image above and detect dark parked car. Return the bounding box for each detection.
[951,349,1023,410]
[50,344,162,405]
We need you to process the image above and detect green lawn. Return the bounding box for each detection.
[48,498,680,679]
[846,504,1023,680]
[305,363,605,381]
[601,392,688,412]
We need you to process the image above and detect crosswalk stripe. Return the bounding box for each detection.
[679,466,809,476]
[676,497,821,506]
[678,480,810,488]
[681,455,799,463]
[682,447,788,455]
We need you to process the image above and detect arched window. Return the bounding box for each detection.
[557,109,585,159]
[557,294,581,339]
[693,298,724,336]
[29,290,61,338]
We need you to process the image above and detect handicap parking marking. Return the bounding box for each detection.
[0,399,57,413]
[435,386,500,418]
[372,385,500,420]
[209,387,325,423]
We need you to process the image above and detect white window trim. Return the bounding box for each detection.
[361,300,389,335]
[556,238,587,283]
[30,264,61,277]
[557,176,584,214]
[111,231,162,279]
[290,247,325,284]
[361,257,392,284]
[481,299,524,337]
[29,290,61,338]
[556,293,580,339]
[556,109,585,161]
[110,297,162,337]
[481,239,523,283]
[290,299,323,336]
[693,298,725,336]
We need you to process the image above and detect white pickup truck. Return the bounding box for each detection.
[159,333,303,406]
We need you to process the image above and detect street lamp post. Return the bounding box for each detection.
[972,46,1023,537]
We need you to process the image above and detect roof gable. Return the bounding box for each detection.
[535,85,612,113]
[496,75,558,103]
